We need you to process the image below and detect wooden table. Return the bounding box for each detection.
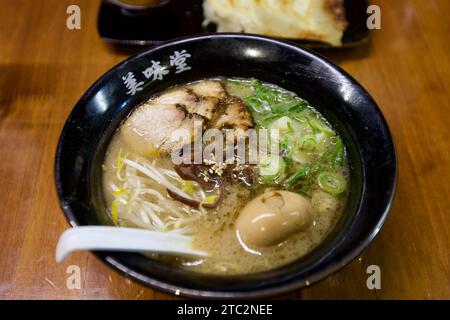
[0,0,449,300]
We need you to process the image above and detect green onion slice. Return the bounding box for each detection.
[300,134,318,151]
[259,155,284,181]
[308,117,335,136]
[317,171,347,195]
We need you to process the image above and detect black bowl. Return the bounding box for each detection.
[55,34,397,298]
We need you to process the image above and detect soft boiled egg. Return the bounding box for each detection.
[235,190,314,247]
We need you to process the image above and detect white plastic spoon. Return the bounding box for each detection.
[55,226,207,263]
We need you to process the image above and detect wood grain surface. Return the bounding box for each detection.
[0,0,448,300]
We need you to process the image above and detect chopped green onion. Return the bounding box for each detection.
[300,134,318,152]
[317,171,347,195]
[283,164,312,189]
[259,155,285,181]
[259,114,281,127]
[280,135,294,166]
[287,121,295,134]
[271,100,304,113]
[224,78,253,87]
[308,117,335,136]
[331,137,345,167]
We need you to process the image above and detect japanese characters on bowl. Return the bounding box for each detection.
[122,50,192,96]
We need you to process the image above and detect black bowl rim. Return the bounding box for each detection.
[55,33,397,298]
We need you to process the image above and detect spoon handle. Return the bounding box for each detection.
[55,226,207,262]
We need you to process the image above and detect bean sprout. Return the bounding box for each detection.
[108,154,206,235]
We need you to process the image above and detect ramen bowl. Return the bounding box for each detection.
[55,34,397,298]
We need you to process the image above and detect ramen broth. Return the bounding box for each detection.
[102,78,349,274]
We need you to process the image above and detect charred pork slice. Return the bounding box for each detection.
[154,88,198,108]
[121,103,204,156]
[186,80,227,100]
[213,97,254,131]
[152,81,226,121]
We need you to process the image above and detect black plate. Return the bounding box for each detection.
[98,0,370,48]
[55,34,396,298]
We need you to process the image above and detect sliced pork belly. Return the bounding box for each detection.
[121,103,203,156]
[194,96,220,120]
[154,89,198,108]
[162,113,205,153]
[187,80,227,100]
[152,83,225,120]
[213,97,254,131]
